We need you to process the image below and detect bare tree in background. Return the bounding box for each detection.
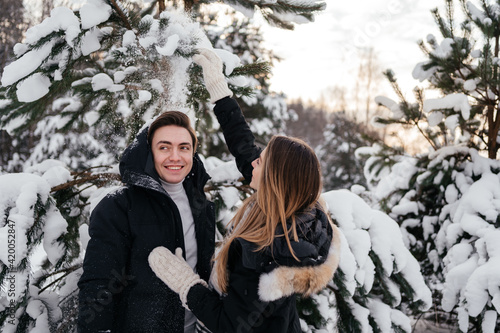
[0,0,26,169]
[0,0,26,72]
[353,47,383,125]
[286,98,328,147]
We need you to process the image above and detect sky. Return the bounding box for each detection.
[261,0,442,103]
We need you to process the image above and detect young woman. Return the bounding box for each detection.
[148,49,341,333]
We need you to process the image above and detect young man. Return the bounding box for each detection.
[77,49,261,332]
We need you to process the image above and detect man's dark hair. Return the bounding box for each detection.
[147,111,198,153]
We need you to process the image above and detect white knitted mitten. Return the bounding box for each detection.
[193,48,233,103]
[148,247,207,308]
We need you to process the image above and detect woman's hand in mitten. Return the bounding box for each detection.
[193,48,233,103]
[148,247,207,308]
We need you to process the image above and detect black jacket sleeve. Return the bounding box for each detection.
[187,281,272,333]
[77,191,132,333]
[213,97,262,183]
[185,265,280,332]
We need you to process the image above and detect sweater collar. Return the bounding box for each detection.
[160,178,184,194]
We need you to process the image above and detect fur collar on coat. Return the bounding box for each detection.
[258,224,341,301]
[210,206,342,302]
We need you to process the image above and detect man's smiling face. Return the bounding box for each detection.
[151,125,193,184]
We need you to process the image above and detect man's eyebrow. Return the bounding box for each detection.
[155,140,192,146]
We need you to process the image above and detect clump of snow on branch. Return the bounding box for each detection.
[423,93,471,121]
[435,149,500,332]
[79,0,112,29]
[1,1,243,113]
[466,2,487,22]
[374,96,404,119]
[1,0,112,99]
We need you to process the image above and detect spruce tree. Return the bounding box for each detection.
[317,112,380,191]
[0,0,325,331]
[369,0,500,331]
[315,189,432,333]
[0,1,435,332]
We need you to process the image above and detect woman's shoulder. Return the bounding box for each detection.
[258,231,341,302]
[227,209,342,302]
[257,207,342,302]
[269,207,333,267]
[233,206,333,270]
[232,238,263,271]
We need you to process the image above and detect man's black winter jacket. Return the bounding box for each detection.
[78,97,261,333]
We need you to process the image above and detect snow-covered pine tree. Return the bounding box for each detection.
[192,0,326,31]
[368,0,500,331]
[0,160,121,332]
[317,112,379,191]
[319,189,432,333]
[0,0,326,331]
[1,0,277,167]
[195,8,287,158]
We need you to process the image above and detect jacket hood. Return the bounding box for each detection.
[258,224,341,302]
[238,206,342,301]
[119,127,159,189]
[119,126,209,193]
[238,207,334,271]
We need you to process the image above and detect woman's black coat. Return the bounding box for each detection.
[186,206,340,333]
[77,97,261,333]
[183,99,342,333]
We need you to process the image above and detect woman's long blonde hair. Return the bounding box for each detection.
[214,136,322,293]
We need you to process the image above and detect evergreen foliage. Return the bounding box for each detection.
[369,1,500,331]
[0,1,436,333]
[374,0,500,159]
[321,190,432,333]
[0,0,323,331]
[202,0,326,30]
[318,112,379,191]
